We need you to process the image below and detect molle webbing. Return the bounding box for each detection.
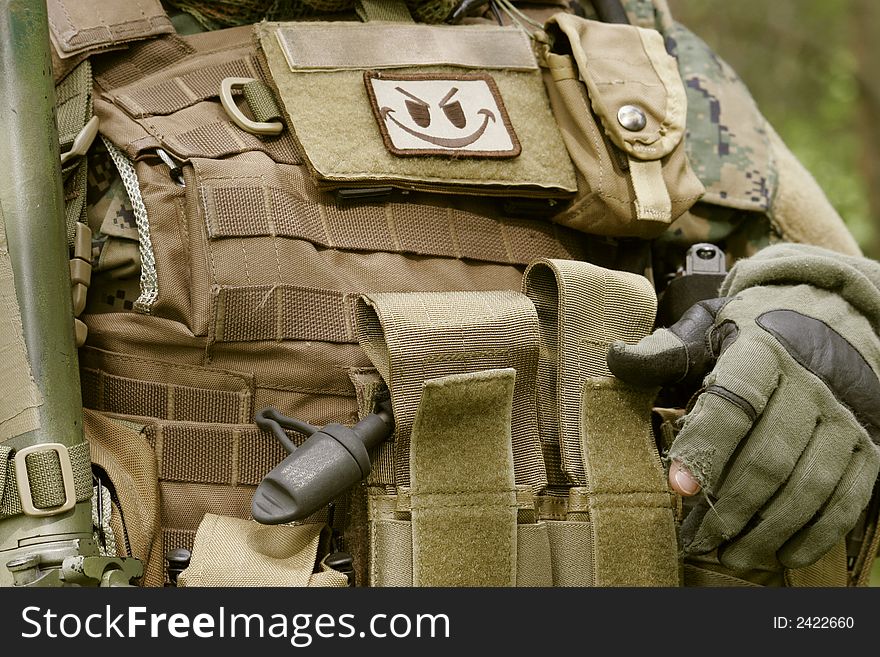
[79,347,254,424]
[0,442,92,519]
[56,59,93,248]
[210,285,359,344]
[197,160,583,265]
[96,44,301,165]
[47,0,173,59]
[354,0,414,23]
[108,48,260,118]
[355,290,546,492]
[524,260,679,586]
[144,423,294,489]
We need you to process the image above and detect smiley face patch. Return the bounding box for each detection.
[364,71,521,158]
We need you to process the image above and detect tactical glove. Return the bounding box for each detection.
[607,244,880,570]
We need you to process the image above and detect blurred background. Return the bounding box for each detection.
[669,0,880,584]
[669,0,880,258]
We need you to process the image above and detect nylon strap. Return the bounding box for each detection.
[355,0,414,23]
[523,258,657,484]
[56,59,93,250]
[242,79,284,124]
[629,157,673,223]
[409,369,518,586]
[355,290,546,491]
[0,442,92,519]
[523,259,679,586]
[178,513,348,587]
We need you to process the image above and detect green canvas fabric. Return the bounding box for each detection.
[581,379,680,586]
[409,369,518,587]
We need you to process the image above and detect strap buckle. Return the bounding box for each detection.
[60,115,100,167]
[219,77,284,136]
[14,443,76,517]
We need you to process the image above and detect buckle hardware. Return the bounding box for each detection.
[219,77,284,136]
[60,115,100,167]
[13,443,76,517]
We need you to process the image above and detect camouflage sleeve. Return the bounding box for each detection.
[636,0,860,281]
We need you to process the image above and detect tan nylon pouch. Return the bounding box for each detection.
[255,21,577,199]
[179,514,348,587]
[541,14,704,238]
[47,0,173,60]
[84,409,164,587]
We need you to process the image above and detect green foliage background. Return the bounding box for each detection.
[670,0,880,257]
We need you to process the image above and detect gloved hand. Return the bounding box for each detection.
[607,244,880,570]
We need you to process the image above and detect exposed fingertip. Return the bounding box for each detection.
[670,460,701,496]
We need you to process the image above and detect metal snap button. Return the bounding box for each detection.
[617,105,647,132]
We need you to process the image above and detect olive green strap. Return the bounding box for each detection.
[55,59,93,250]
[241,79,284,125]
[580,379,680,586]
[523,259,679,586]
[409,369,518,586]
[355,0,414,23]
[0,442,92,519]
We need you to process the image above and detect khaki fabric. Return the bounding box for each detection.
[546,519,593,586]
[541,15,704,237]
[84,409,164,586]
[524,258,657,485]
[179,513,347,587]
[369,520,558,587]
[523,259,678,586]
[256,22,577,198]
[47,0,173,59]
[355,290,546,491]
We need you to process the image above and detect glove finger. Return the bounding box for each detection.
[717,413,857,571]
[606,329,691,387]
[778,435,880,569]
[672,335,781,486]
[608,296,733,389]
[679,381,816,554]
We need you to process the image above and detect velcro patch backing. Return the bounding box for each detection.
[364,72,520,159]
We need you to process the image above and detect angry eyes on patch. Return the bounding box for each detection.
[397,86,467,129]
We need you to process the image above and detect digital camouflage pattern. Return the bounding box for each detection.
[85,143,142,313]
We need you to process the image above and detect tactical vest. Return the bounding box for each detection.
[3,0,874,588]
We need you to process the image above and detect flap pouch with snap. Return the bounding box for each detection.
[254,22,577,200]
[542,14,704,238]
